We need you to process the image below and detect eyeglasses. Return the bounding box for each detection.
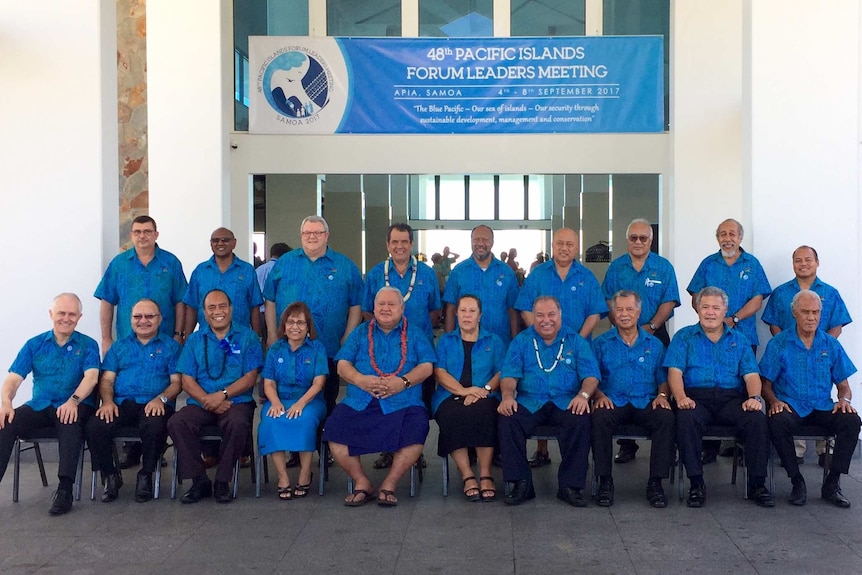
[628,235,651,244]
[285,320,307,327]
[301,231,327,238]
[131,229,156,236]
[132,313,160,321]
[210,237,235,244]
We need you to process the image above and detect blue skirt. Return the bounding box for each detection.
[257,399,326,455]
[323,399,429,456]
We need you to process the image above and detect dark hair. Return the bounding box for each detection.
[387,223,414,243]
[471,224,494,239]
[792,245,819,262]
[270,242,291,258]
[279,301,317,340]
[203,289,232,307]
[132,215,157,231]
[457,294,482,314]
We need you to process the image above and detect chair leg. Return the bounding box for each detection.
[678,453,685,501]
[90,465,98,501]
[318,439,326,496]
[170,447,178,499]
[34,443,48,486]
[255,450,262,498]
[410,463,416,497]
[154,455,162,500]
[232,459,240,499]
[75,446,84,501]
[442,456,449,497]
[12,439,21,502]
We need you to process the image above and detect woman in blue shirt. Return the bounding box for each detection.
[258,302,327,500]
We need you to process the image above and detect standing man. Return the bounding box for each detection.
[760,290,860,507]
[255,242,291,326]
[442,225,520,347]
[601,218,680,464]
[497,296,600,507]
[167,289,263,503]
[264,215,364,416]
[665,286,774,508]
[183,228,263,336]
[86,299,181,503]
[0,294,100,515]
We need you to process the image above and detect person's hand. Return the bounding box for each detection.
[286,401,305,419]
[213,401,232,415]
[768,400,792,416]
[267,402,286,418]
[498,397,518,416]
[568,395,590,415]
[742,397,763,412]
[0,404,15,429]
[676,396,696,410]
[833,399,857,415]
[594,396,614,410]
[144,397,166,417]
[370,375,396,399]
[652,395,671,410]
[56,399,79,424]
[201,391,224,412]
[96,401,119,422]
[723,317,735,329]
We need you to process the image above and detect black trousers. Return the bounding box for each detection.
[676,388,769,480]
[167,402,255,483]
[0,404,95,483]
[324,358,340,417]
[498,401,591,490]
[592,402,675,479]
[769,408,861,479]
[86,399,174,475]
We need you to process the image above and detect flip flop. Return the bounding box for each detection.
[377,489,398,507]
[344,489,376,507]
[479,476,497,502]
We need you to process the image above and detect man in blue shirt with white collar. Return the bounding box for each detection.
[760,289,860,508]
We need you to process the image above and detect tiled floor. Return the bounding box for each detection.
[3,431,862,575]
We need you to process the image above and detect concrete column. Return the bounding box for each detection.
[364,175,392,270]
[323,176,364,271]
[265,174,320,250]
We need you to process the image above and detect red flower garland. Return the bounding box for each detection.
[368,316,408,377]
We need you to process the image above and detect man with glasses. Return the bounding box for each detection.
[600,218,680,464]
[264,215,364,416]
[85,299,181,503]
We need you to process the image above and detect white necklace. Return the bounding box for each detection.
[533,337,565,373]
[384,256,417,302]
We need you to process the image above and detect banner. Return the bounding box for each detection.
[249,36,663,134]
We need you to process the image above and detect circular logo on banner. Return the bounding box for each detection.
[263,51,330,118]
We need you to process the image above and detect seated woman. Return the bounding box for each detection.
[432,294,505,501]
[324,286,435,507]
[257,302,327,500]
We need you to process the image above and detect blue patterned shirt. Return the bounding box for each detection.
[94,245,188,340]
[431,329,505,415]
[101,334,180,405]
[335,319,436,414]
[263,248,364,357]
[516,260,606,336]
[177,324,263,406]
[362,258,441,343]
[592,327,667,409]
[759,329,856,417]
[183,255,264,329]
[442,256,519,347]
[663,323,758,392]
[261,338,328,403]
[9,331,101,410]
[761,277,852,333]
[502,326,600,413]
[601,252,681,323]
[686,249,772,345]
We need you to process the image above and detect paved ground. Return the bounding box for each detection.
[3,429,862,575]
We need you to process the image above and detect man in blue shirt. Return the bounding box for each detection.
[443,225,520,347]
[665,286,774,508]
[86,299,181,503]
[264,215,363,416]
[167,289,263,504]
[498,296,600,507]
[255,242,290,327]
[0,293,100,515]
[760,289,860,508]
[591,290,674,508]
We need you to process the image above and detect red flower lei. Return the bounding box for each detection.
[368,317,408,377]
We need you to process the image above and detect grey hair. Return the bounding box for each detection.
[612,289,642,311]
[375,286,405,306]
[716,218,744,240]
[791,289,822,311]
[695,286,729,309]
[625,218,653,238]
[53,292,82,313]
[532,295,561,313]
[301,215,329,233]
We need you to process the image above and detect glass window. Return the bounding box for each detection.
[511,0,585,37]
[409,175,437,219]
[498,176,525,220]
[438,175,466,220]
[420,0,493,37]
[527,175,548,219]
[468,175,495,219]
[328,1,402,36]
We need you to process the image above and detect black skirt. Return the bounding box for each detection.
[435,395,499,457]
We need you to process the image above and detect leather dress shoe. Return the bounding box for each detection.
[687,483,706,508]
[557,487,588,507]
[135,471,154,503]
[213,480,233,504]
[528,451,551,468]
[48,489,73,515]
[646,481,668,508]
[822,484,851,508]
[503,480,535,505]
[180,477,212,504]
[789,478,807,506]
[749,485,775,507]
[614,444,638,464]
[101,473,122,503]
[596,478,614,507]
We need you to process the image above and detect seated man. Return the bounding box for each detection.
[0,293,100,515]
[167,289,262,504]
[498,295,600,507]
[86,299,181,503]
[761,289,861,507]
[591,290,674,508]
[665,286,774,508]
[324,287,435,507]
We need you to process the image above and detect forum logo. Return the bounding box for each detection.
[261,48,331,119]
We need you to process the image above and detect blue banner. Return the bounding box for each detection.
[249,36,663,134]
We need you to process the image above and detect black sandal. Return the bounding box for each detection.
[479,476,497,501]
[463,476,480,502]
[293,472,313,498]
[277,485,293,501]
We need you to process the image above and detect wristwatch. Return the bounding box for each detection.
[649,322,658,331]
[221,389,229,400]
[732,315,740,325]
[484,384,492,392]
[749,395,764,404]
[579,391,590,400]
[402,376,412,388]
[70,394,81,404]
[159,395,168,404]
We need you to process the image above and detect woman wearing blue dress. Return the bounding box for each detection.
[258,302,327,499]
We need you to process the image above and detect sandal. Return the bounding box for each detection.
[293,472,314,498]
[463,476,480,502]
[277,485,293,501]
[377,489,398,507]
[344,489,375,507]
[479,476,497,501]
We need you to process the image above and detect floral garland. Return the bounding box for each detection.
[368,316,408,377]
[384,256,417,302]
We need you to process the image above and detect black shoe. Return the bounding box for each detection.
[180,477,212,504]
[213,480,233,504]
[557,487,588,507]
[527,451,551,468]
[749,485,775,508]
[614,445,639,464]
[596,478,614,507]
[118,453,141,470]
[822,483,851,508]
[373,452,394,469]
[687,483,706,508]
[101,473,122,503]
[48,489,73,516]
[286,452,300,468]
[797,456,805,465]
[789,478,807,506]
[135,471,154,503]
[818,453,828,468]
[503,480,536,506]
[646,481,667,508]
[701,450,718,465]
